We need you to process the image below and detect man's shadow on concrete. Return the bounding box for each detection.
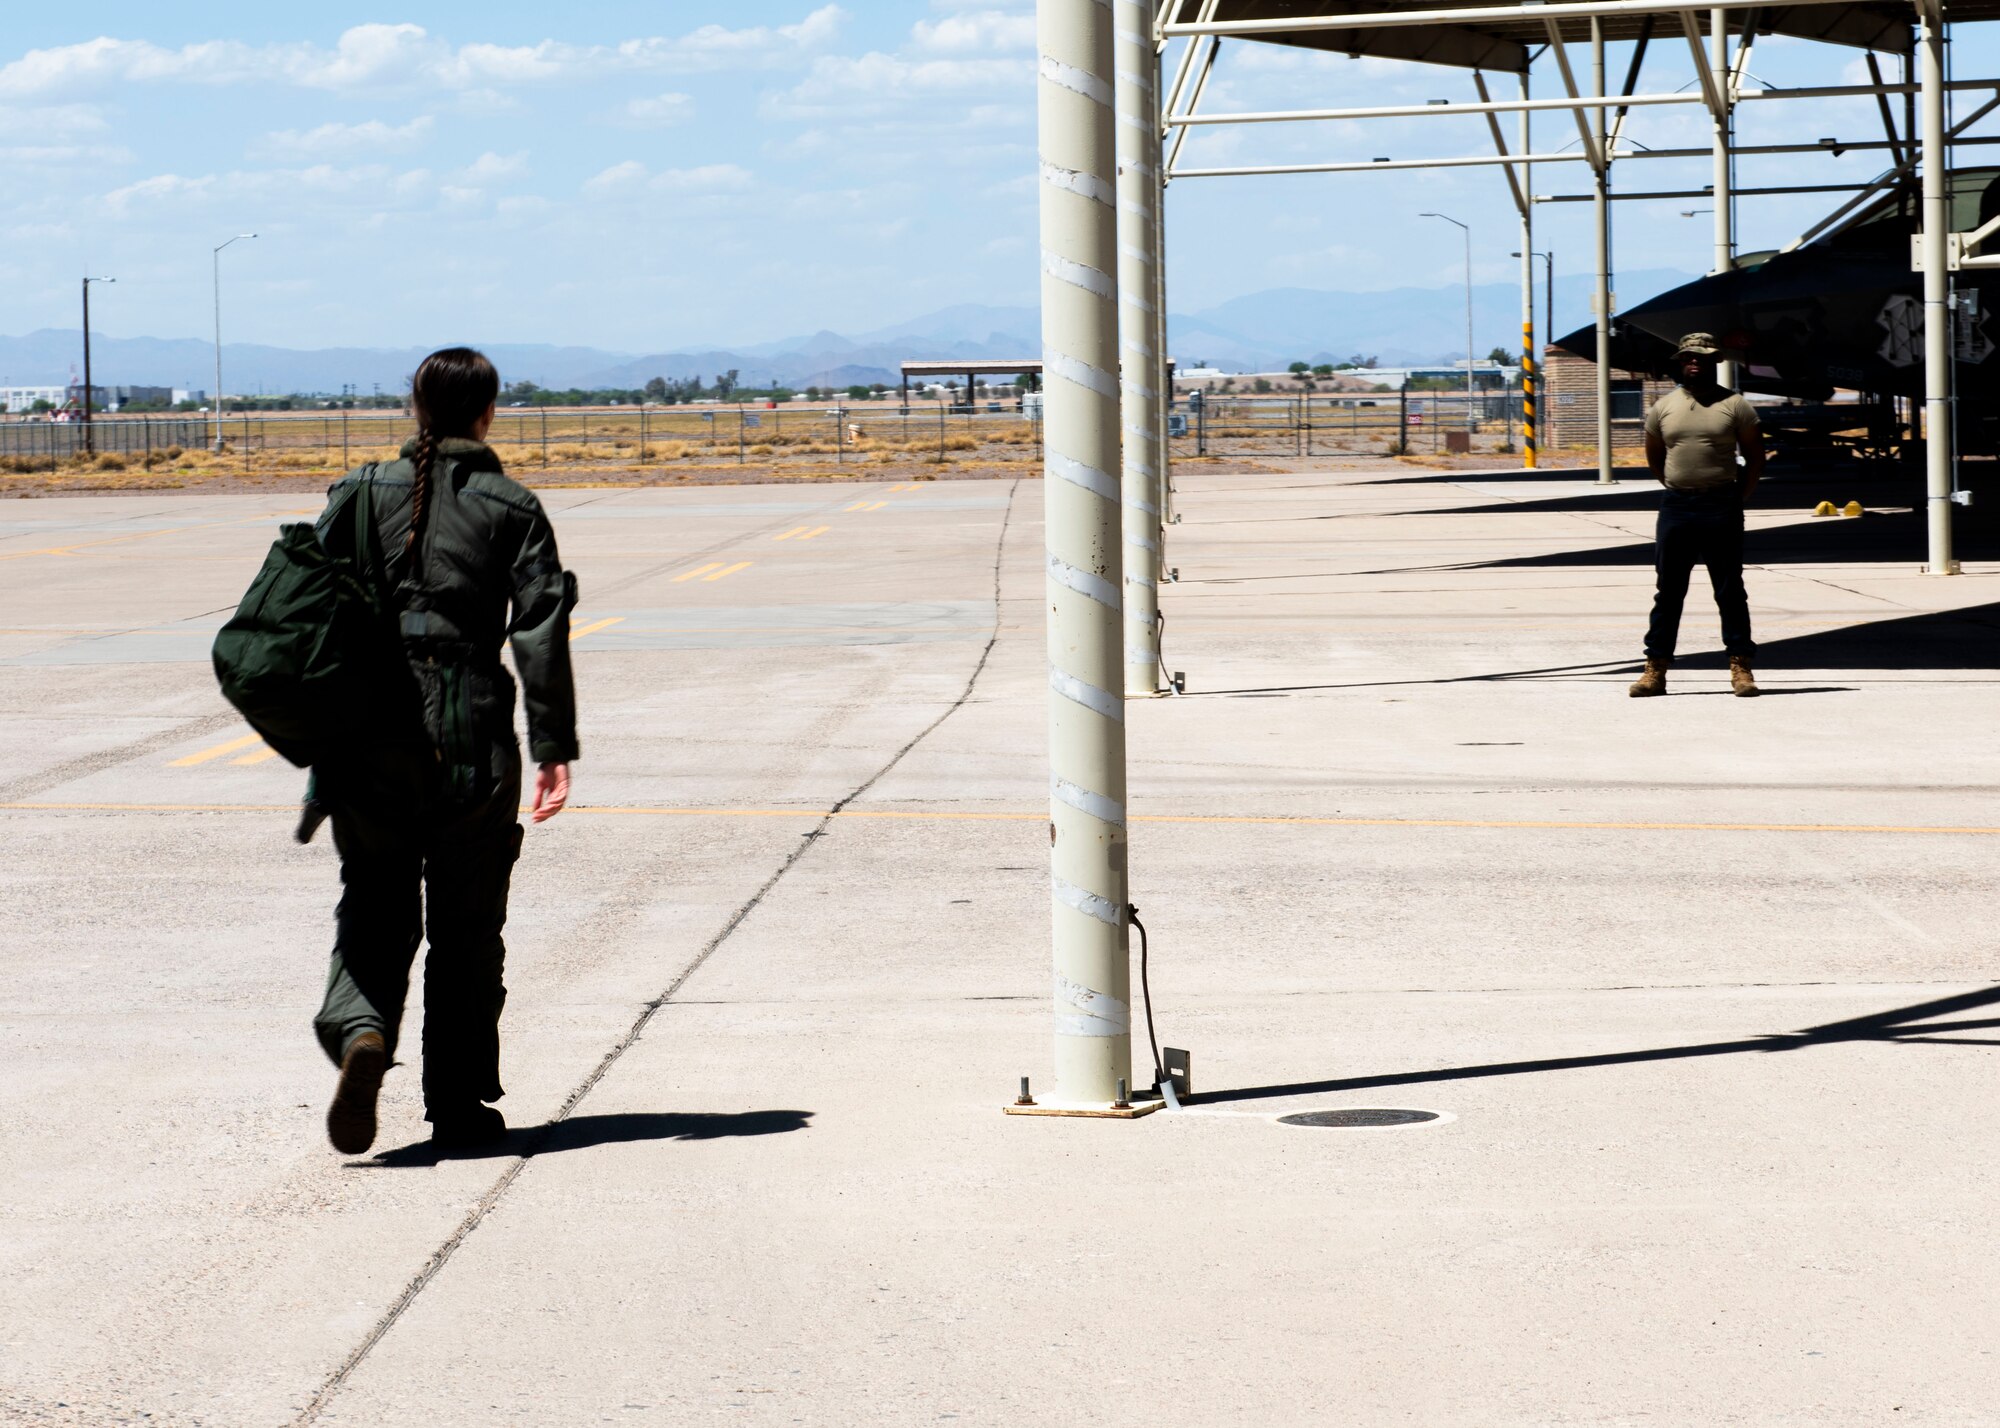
[366,1109,813,1167]
[1184,601,2000,699]
[1193,985,2000,1107]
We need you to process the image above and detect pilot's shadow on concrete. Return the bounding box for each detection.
[366,1109,814,1167]
[1194,985,2000,1108]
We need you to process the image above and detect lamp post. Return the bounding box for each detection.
[1511,249,1553,451]
[1422,212,1475,432]
[212,233,257,452]
[81,276,114,455]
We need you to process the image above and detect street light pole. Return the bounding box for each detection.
[1422,212,1474,433]
[212,233,257,453]
[81,276,114,455]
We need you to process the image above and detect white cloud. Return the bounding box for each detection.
[101,163,438,218]
[765,52,1031,119]
[912,10,1036,54]
[252,116,434,160]
[1,144,132,165]
[0,103,108,140]
[460,151,527,182]
[618,92,695,127]
[583,161,752,196]
[0,11,850,98]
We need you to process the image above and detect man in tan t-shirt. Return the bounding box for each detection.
[1629,332,1766,698]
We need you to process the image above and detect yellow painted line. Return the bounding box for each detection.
[703,561,752,582]
[672,562,725,583]
[843,501,870,513]
[0,514,288,564]
[231,745,281,766]
[168,734,264,767]
[773,526,811,542]
[799,526,831,540]
[7,803,1999,839]
[569,616,625,640]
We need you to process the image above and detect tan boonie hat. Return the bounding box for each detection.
[1673,332,1721,357]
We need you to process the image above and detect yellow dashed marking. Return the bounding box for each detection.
[773,527,811,542]
[672,562,725,583]
[703,561,752,582]
[168,734,264,767]
[569,616,625,640]
[231,745,281,767]
[843,500,888,513]
[798,526,830,540]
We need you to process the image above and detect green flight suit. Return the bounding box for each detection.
[309,438,578,1122]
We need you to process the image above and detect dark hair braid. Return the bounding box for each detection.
[404,427,439,559]
[404,346,501,559]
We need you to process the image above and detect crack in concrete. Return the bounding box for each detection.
[289,477,1022,1425]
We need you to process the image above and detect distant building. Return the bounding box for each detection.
[2,386,67,414]
[2,383,183,414]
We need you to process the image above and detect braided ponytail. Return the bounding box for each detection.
[404,426,438,558]
[405,347,501,561]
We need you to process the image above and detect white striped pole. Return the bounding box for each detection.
[1038,0,1132,1106]
[1117,0,1164,696]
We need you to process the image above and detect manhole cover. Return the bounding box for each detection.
[1278,1108,1439,1128]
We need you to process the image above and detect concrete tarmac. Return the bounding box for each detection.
[3,464,1997,1426]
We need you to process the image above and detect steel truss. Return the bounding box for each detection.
[1154,0,1994,566]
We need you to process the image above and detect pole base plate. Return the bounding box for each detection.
[1004,1096,1165,1119]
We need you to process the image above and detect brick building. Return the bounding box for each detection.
[1542,346,1673,451]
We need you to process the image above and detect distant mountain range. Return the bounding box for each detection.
[0,270,1695,394]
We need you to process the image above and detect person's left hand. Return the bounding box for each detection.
[531,761,570,823]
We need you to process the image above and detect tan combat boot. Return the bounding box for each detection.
[1729,656,1760,698]
[327,1031,387,1154]
[1628,658,1669,697]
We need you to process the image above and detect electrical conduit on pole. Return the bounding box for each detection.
[1036,0,1133,1109]
[1116,0,1164,696]
[1919,2,1957,574]
[1591,19,1617,484]
[1712,8,1738,390]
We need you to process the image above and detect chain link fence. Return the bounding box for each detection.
[1171,391,1530,458]
[0,403,1046,476]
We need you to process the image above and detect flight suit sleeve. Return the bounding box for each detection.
[506,504,580,764]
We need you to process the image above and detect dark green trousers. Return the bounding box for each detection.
[312,749,522,1121]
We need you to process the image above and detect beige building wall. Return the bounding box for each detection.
[1543,347,1674,450]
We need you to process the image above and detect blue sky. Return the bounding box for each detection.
[3,2,1996,354]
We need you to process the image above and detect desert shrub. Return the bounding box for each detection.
[93,453,128,471]
[747,443,775,456]
[162,445,183,461]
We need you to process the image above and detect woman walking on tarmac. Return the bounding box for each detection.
[315,346,578,1154]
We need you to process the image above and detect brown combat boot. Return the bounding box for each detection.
[327,1031,387,1154]
[1628,658,1669,697]
[1730,655,1760,698]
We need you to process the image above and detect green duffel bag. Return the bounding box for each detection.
[211,468,424,768]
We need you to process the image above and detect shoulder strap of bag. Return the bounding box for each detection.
[351,461,391,594]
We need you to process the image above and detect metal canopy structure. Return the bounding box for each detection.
[1159,0,1931,66]
[1154,0,1995,564]
[1022,0,1994,1116]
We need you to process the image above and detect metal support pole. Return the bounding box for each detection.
[1154,90,1175,528]
[1520,72,1537,469]
[81,279,94,456]
[1711,8,1738,389]
[1592,18,1616,484]
[1036,0,1131,1108]
[1118,0,1163,696]
[1919,5,1957,575]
